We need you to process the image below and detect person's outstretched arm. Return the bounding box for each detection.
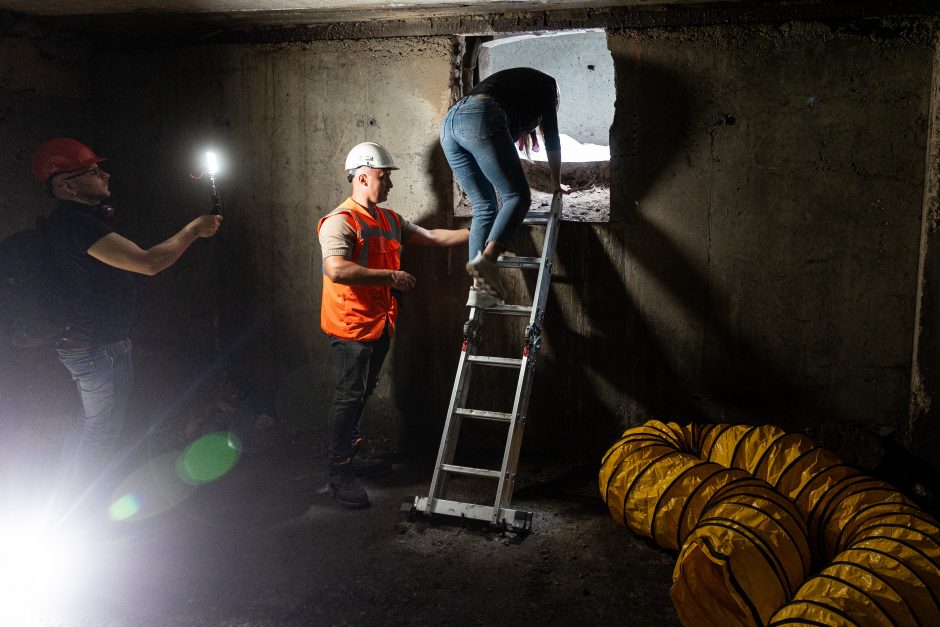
[87,214,222,276]
[405,225,470,248]
[546,148,571,195]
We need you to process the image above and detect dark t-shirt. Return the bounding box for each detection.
[468,67,561,151]
[45,201,136,345]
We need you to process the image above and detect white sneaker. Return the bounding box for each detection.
[465,253,506,300]
[466,287,504,309]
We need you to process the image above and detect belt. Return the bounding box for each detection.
[56,337,93,350]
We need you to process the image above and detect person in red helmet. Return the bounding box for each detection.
[32,137,222,514]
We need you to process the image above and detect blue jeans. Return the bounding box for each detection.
[326,329,391,468]
[440,95,531,260]
[55,338,134,490]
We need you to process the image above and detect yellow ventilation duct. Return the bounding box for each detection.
[600,421,940,626]
[600,422,810,625]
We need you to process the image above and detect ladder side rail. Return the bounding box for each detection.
[493,347,540,523]
[425,308,483,508]
[528,194,563,316]
[491,193,563,523]
[517,193,563,323]
[491,311,549,521]
[416,194,563,528]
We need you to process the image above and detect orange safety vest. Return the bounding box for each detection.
[318,197,403,341]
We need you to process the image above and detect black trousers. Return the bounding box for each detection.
[325,327,391,468]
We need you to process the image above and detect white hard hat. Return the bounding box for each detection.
[344,142,398,171]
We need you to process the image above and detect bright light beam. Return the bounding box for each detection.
[205,150,220,176]
[203,149,224,215]
[0,513,86,626]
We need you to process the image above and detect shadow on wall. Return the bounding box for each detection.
[391,140,470,462]
[382,54,843,470]
[556,52,837,452]
[525,57,711,462]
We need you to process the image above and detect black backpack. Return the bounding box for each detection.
[0,220,69,347]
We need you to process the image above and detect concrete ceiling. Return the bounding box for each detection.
[0,0,769,43]
[1,1,930,41]
[0,0,772,33]
[0,1,730,28]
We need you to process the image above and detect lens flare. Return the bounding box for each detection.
[110,449,197,522]
[108,492,141,522]
[176,432,242,486]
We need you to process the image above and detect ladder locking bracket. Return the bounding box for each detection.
[524,323,542,341]
[463,319,480,338]
[462,319,481,351]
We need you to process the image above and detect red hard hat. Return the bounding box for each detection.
[31,137,105,183]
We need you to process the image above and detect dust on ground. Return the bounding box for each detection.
[1,347,679,626]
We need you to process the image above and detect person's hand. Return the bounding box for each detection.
[190,214,223,238]
[554,183,572,195]
[389,270,416,292]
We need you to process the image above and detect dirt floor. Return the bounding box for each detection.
[52,449,681,627]
[1,348,681,627]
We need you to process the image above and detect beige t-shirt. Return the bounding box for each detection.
[319,206,417,260]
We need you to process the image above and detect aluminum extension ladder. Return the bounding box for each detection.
[405,193,563,532]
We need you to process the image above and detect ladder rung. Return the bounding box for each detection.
[467,355,522,368]
[523,212,550,225]
[485,304,532,316]
[497,256,540,269]
[440,463,502,479]
[455,408,513,422]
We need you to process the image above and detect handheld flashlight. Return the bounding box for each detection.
[205,151,223,215]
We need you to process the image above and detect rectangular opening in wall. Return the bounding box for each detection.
[454,29,612,222]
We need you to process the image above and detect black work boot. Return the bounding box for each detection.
[350,455,393,477]
[349,435,392,476]
[328,462,370,509]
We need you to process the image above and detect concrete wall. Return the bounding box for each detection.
[3,9,940,490]
[602,22,933,466]
[0,17,93,234]
[90,37,467,447]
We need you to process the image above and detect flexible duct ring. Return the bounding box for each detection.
[599,421,940,626]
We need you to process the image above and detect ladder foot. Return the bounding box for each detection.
[400,496,418,520]
[512,510,534,534]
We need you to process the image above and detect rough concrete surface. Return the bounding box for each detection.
[7,8,940,471]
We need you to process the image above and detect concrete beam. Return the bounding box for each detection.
[17,1,940,46]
